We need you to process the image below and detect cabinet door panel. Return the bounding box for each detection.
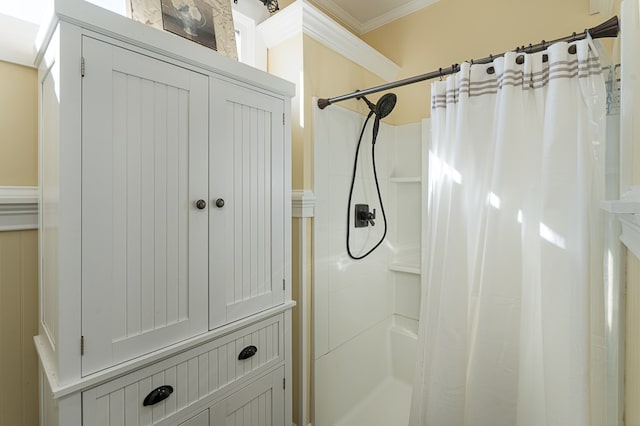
[210,80,285,328]
[81,36,209,375]
[210,367,284,426]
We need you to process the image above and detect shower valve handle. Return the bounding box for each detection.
[367,209,376,226]
[358,208,376,226]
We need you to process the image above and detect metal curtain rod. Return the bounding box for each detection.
[317,16,619,110]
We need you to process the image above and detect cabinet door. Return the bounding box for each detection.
[209,79,285,328]
[210,367,285,426]
[81,36,209,375]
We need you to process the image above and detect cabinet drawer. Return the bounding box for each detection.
[82,314,283,425]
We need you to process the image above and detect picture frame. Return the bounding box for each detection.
[130,0,238,60]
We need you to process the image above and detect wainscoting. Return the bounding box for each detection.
[0,229,38,426]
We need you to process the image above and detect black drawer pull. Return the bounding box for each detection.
[238,345,258,360]
[143,385,174,406]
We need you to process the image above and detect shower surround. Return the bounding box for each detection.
[313,103,427,425]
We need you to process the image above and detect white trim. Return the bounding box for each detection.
[308,0,361,34]
[313,0,440,35]
[360,0,440,34]
[0,186,39,231]
[233,9,267,71]
[292,189,315,218]
[296,217,310,426]
[257,0,400,82]
[602,186,640,258]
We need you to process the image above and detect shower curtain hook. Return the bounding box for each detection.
[439,67,443,80]
[572,31,577,41]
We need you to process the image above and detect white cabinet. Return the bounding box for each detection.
[35,2,293,425]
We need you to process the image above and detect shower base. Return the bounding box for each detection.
[334,377,412,426]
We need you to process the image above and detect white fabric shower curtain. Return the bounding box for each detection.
[410,39,607,426]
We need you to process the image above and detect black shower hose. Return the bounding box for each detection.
[346,111,388,260]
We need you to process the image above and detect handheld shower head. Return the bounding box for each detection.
[358,93,397,119]
[374,93,397,119]
[358,93,398,144]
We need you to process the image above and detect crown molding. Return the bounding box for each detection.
[257,0,400,82]
[292,189,315,218]
[308,0,361,34]
[360,0,440,34]
[0,186,39,231]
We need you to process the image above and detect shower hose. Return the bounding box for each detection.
[346,111,388,260]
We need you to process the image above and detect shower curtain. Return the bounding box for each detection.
[410,39,606,426]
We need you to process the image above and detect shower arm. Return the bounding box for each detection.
[317,16,619,110]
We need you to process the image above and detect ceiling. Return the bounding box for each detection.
[312,0,440,34]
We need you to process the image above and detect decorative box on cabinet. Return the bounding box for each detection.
[33,1,294,425]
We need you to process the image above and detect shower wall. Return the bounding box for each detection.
[313,104,425,425]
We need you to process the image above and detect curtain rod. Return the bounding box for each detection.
[317,16,619,110]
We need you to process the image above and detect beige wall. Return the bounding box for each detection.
[0,61,39,426]
[0,61,38,186]
[361,0,610,124]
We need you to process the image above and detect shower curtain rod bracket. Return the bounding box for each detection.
[317,16,619,110]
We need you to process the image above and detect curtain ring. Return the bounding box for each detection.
[541,40,546,49]
[439,67,443,80]
[572,31,577,41]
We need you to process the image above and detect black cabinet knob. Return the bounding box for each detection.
[196,199,207,209]
[143,385,174,406]
[215,198,225,208]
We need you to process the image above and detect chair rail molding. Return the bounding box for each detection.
[0,186,38,231]
[256,0,400,82]
[292,189,315,218]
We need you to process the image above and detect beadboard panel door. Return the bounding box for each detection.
[210,367,284,426]
[209,79,285,329]
[81,36,209,376]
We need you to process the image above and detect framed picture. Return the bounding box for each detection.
[130,0,238,60]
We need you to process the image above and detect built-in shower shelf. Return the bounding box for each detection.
[389,263,421,275]
[389,176,421,183]
[601,186,640,259]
